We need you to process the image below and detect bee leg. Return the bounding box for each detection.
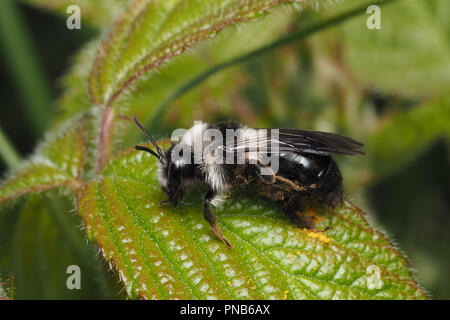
[159,200,169,208]
[203,190,233,248]
[254,162,276,184]
[287,210,315,230]
[284,193,316,230]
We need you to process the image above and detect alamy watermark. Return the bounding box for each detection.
[366,5,381,30]
[366,265,383,290]
[66,265,81,290]
[66,5,81,30]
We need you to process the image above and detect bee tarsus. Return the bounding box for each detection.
[203,190,233,248]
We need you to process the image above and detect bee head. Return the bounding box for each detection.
[156,145,190,206]
[133,116,189,206]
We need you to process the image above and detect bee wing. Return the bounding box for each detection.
[224,128,364,156]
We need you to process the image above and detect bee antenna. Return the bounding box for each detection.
[135,145,161,160]
[133,116,164,158]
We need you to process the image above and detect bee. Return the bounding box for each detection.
[134,117,364,247]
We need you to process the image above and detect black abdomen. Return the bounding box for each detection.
[280,152,330,180]
[278,152,343,207]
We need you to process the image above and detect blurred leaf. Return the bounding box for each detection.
[21,0,128,28]
[88,0,303,109]
[367,93,450,180]
[0,118,86,204]
[0,193,123,299]
[76,143,427,299]
[54,40,100,126]
[0,0,53,135]
[369,141,450,299]
[0,127,21,169]
[336,0,450,96]
[426,0,450,38]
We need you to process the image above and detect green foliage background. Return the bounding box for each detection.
[0,0,448,299]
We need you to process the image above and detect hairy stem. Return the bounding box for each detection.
[96,107,116,172]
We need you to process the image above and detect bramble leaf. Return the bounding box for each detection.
[76,143,427,299]
[55,9,297,132]
[0,118,86,204]
[88,0,303,108]
[121,9,297,131]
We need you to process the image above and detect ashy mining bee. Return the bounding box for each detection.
[134,117,364,247]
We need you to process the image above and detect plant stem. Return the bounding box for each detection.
[0,127,21,169]
[148,0,398,129]
[96,107,116,172]
[0,0,53,136]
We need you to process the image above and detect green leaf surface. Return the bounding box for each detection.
[0,118,86,204]
[88,0,301,108]
[76,143,427,299]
